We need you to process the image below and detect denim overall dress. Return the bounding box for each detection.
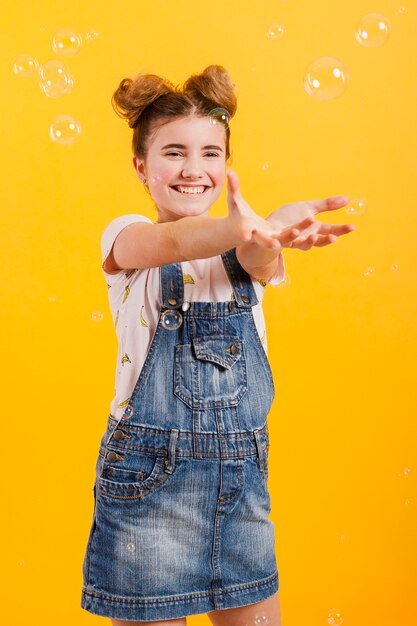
[81,248,279,622]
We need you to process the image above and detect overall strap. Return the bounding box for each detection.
[221,248,259,308]
[160,263,184,308]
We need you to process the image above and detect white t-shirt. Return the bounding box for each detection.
[101,214,286,423]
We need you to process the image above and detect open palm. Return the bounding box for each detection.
[267,198,356,250]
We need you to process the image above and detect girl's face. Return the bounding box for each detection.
[133,115,227,223]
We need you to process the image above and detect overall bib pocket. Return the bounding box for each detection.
[174,334,248,408]
[97,449,169,500]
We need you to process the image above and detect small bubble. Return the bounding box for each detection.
[267,23,285,40]
[327,608,344,625]
[50,115,82,146]
[397,467,411,477]
[391,263,399,272]
[405,499,411,506]
[254,614,270,625]
[48,296,57,302]
[52,28,83,56]
[19,560,25,567]
[364,267,374,278]
[355,13,391,48]
[91,310,104,322]
[85,29,100,41]
[13,54,39,77]
[208,107,230,129]
[398,7,406,14]
[261,163,270,171]
[161,309,183,330]
[344,198,367,217]
[127,542,135,552]
[304,56,349,101]
[340,533,346,541]
[150,175,162,184]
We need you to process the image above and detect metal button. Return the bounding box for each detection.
[123,405,133,418]
[228,301,234,312]
[242,295,250,303]
[106,451,118,462]
[230,343,238,355]
[168,297,177,305]
[113,429,125,441]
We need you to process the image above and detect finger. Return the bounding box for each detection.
[312,223,356,236]
[252,229,284,249]
[307,196,350,215]
[312,234,338,247]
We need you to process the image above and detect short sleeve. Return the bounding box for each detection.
[100,214,153,280]
[265,252,286,286]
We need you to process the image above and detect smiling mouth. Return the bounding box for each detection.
[171,185,210,196]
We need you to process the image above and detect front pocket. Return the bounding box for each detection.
[174,334,248,408]
[97,451,168,500]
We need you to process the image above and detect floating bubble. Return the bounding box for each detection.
[161,308,183,330]
[50,115,82,145]
[85,29,99,41]
[364,267,374,278]
[38,60,74,98]
[150,175,162,184]
[397,467,411,477]
[261,163,270,171]
[398,7,406,14]
[327,608,344,625]
[355,14,391,48]
[91,310,103,322]
[208,107,230,129]
[52,28,82,56]
[13,54,39,77]
[48,296,57,302]
[391,263,399,272]
[405,499,411,506]
[304,56,349,101]
[344,198,367,217]
[254,614,270,625]
[267,23,285,40]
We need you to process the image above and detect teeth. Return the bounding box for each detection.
[174,185,206,194]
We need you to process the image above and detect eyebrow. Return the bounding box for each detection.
[161,143,224,152]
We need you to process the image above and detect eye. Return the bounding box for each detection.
[166,152,182,157]
[205,152,220,157]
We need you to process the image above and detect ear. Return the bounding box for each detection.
[132,156,146,181]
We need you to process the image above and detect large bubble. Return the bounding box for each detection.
[49,115,82,145]
[13,54,39,77]
[38,60,74,98]
[303,56,349,101]
[355,13,391,48]
[208,108,230,129]
[52,28,83,56]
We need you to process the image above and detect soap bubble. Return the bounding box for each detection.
[364,267,374,278]
[355,13,391,48]
[344,198,367,217]
[85,29,99,41]
[150,175,162,184]
[304,56,349,101]
[267,23,285,40]
[327,608,344,625]
[50,115,82,145]
[91,310,104,322]
[208,107,230,129]
[261,163,270,171]
[13,54,39,77]
[52,28,82,56]
[38,60,74,98]
[391,263,399,272]
[161,309,183,330]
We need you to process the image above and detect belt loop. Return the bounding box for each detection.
[253,428,266,474]
[164,428,179,474]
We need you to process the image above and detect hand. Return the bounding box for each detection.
[226,169,316,251]
[267,197,356,250]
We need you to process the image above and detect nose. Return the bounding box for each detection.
[181,156,204,179]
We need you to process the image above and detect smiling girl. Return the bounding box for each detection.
[81,65,354,626]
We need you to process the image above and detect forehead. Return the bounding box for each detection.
[151,115,226,147]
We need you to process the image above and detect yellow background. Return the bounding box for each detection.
[2,0,416,624]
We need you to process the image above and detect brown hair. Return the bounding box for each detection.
[111,65,237,163]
